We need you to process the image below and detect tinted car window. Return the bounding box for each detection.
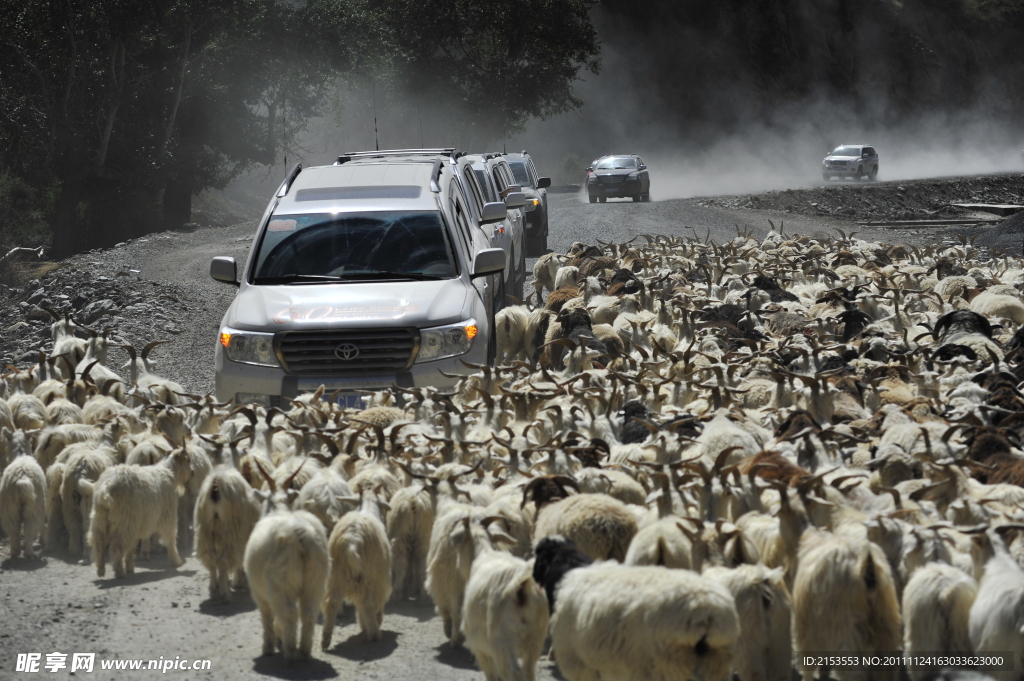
[595,157,637,170]
[253,211,457,282]
[832,147,861,157]
[473,169,498,203]
[508,161,531,187]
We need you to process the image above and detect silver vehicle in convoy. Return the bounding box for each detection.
[502,151,551,256]
[822,144,879,181]
[209,148,519,408]
[458,153,528,302]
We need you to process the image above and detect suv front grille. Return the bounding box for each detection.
[276,328,417,374]
[601,175,625,183]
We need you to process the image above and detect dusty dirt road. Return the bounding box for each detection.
[0,179,1007,680]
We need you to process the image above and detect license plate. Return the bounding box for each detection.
[298,376,394,410]
[330,392,366,410]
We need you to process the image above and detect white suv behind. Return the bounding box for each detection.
[210,149,516,408]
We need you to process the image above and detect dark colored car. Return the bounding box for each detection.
[503,151,551,256]
[586,155,651,203]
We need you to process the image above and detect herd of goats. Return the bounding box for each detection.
[3,224,1024,681]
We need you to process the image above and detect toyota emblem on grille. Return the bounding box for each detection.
[335,343,360,361]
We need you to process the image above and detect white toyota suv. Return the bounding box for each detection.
[209,149,516,408]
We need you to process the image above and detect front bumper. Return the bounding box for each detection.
[526,208,546,230]
[823,164,858,174]
[215,338,487,405]
[588,179,641,196]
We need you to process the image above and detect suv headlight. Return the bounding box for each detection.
[219,328,280,367]
[416,319,478,363]
[525,197,541,211]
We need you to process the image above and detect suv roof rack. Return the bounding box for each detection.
[335,148,463,165]
[277,162,302,197]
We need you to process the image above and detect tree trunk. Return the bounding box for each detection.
[163,174,194,230]
[49,175,87,259]
[265,99,278,166]
[96,41,126,171]
[159,24,191,161]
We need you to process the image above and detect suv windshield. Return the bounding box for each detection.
[831,147,862,157]
[508,161,532,186]
[595,157,637,170]
[252,211,458,284]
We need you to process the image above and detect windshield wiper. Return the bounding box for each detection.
[341,271,444,281]
[253,274,350,284]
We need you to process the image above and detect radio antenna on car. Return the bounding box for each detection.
[372,81,379,152]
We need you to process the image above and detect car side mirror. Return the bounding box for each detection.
[210,256,238,286]
[537,177,551,189]
[586,166,593,172]
[471,248,506,278]
[504,191,527,209]
[480,201,506,224]
[639,164,647,171]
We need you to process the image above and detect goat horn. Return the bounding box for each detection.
[141,340,170,361]
[253,459,276,492]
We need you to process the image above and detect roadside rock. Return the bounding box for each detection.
[695,173,1024,223]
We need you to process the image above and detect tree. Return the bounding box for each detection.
[0,0,600,257]
[378,0,601,144]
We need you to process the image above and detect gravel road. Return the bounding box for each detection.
[0,178,1010,680]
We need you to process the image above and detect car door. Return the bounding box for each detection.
[448,179,493,310]
[478,164,513,285]
[527,158,547,211]
[636,156,649,193]
[494,161,524,269]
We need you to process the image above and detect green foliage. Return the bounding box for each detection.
[0,0,600,256]
[959,0,1024,20]
[0,171,52,252]
[377,0,601,142]
[555,152,586,185]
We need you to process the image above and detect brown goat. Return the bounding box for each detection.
[739,450,812,488]
[545,286,581,314]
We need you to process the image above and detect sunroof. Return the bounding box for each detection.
[294,185,422,201]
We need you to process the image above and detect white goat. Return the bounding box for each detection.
[243,484,329,661]
[549,562,740,681]
[88,449,193,578]
[903,562,978,681]
[322,489,392,646]
[193,464,261,602]
[425,505,516,647]
[704,564,791,681]
[0,435,47,559]
[462,550,549,681]
[969,548,1024,681]
[793,530,901,681]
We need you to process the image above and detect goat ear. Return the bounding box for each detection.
[449,518,471,546]
[488,526,517,548]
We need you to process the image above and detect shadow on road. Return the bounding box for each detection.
[324,630,399,661]
[385,599,435,622]
[434,642,477,670]
[93,568,196,588]
[1,556,48,571]
[252,655,338,680]
[198,595,256,617]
